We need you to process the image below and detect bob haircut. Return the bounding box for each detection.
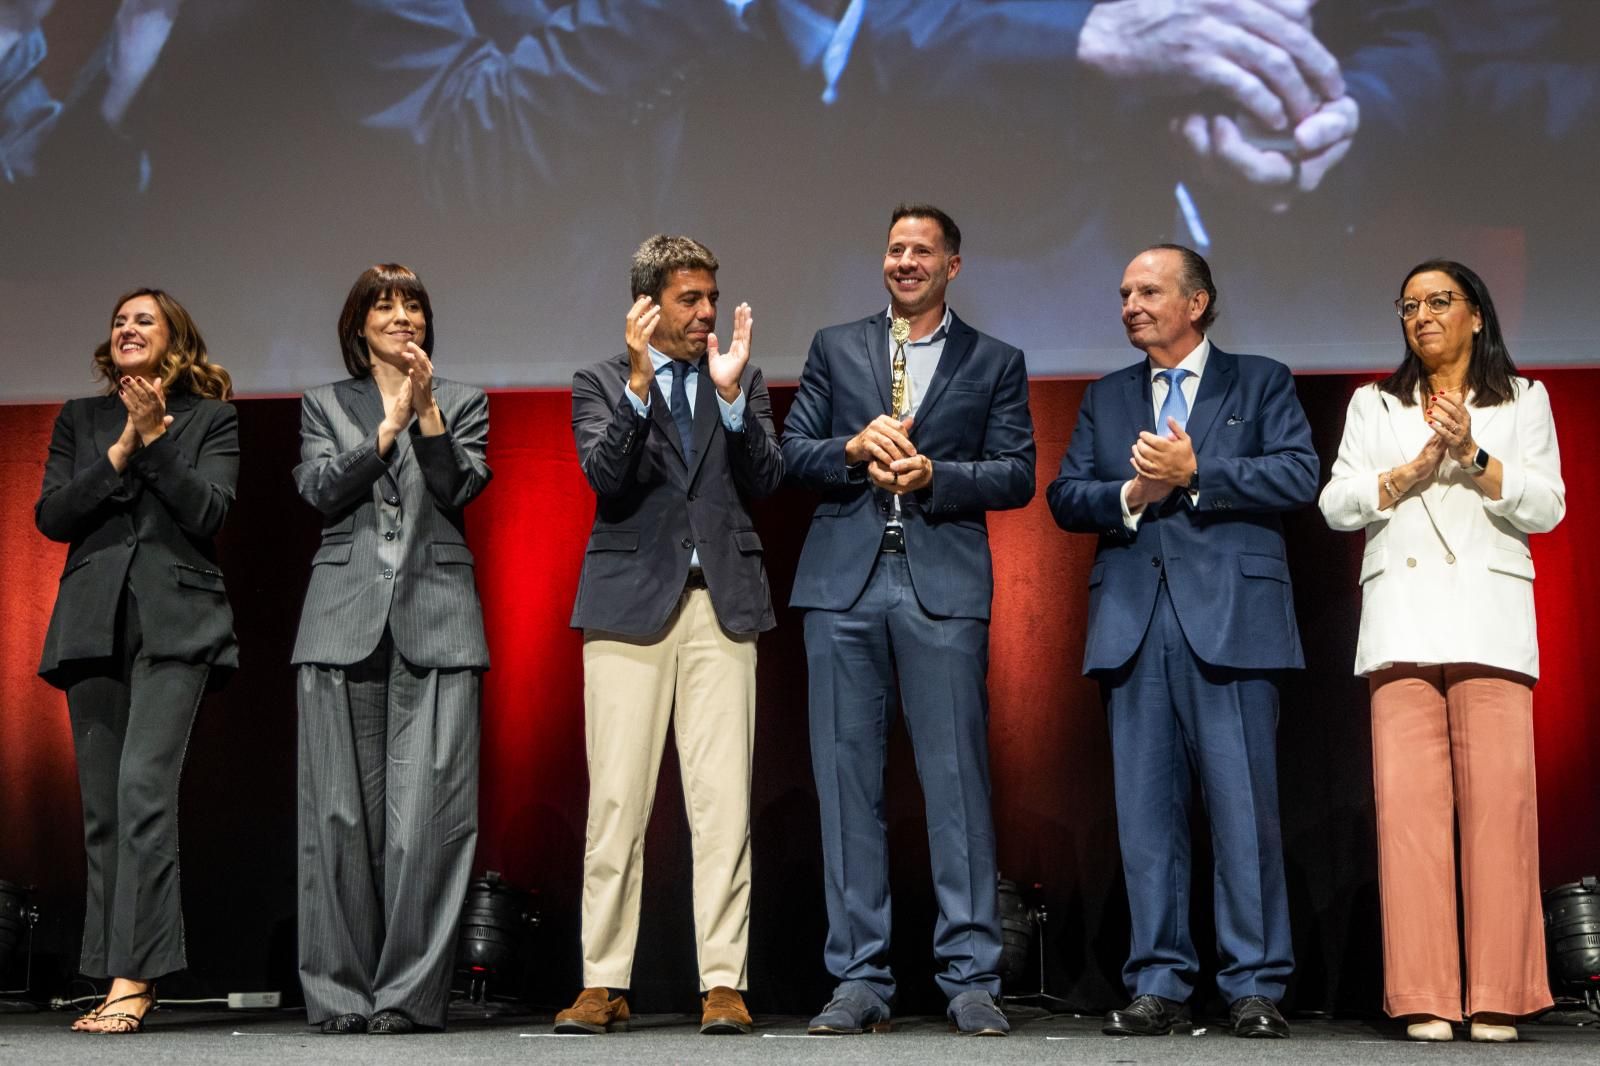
[337,263,436,378]
[1379,258,1518,408]
[93,288,232,400]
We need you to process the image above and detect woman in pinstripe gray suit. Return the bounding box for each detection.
[291,264,492,1035]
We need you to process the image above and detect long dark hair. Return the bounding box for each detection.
[1378,259,1518,408]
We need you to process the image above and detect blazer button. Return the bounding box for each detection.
[681,538,693,549]
[384,530,396,541]
[1445,553,1456,565]
[385,495,399,505]
[1150,556,1161,568]
[687,492,696,502]
[1406,557,1417,568]
[125,535,136,547]
[382,568,394,579]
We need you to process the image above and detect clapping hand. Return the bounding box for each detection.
[706,302,752,404]
[625,295,660,402]
[120,374,171,445]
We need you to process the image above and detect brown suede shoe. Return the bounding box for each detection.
[553,988,630,1033]
[700,986,753,1035]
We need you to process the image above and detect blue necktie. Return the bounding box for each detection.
[669,360,696,466]
[1156,368,1191,434]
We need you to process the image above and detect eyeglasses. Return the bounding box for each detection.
[1395,290,1472,319]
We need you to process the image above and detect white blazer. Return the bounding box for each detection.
[1318,377,1564,678]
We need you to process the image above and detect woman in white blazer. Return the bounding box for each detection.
[1319,260,1564,1043]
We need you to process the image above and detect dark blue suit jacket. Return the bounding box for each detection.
[1046,347,1317,674]
[570,353,784,637]
[782,310,1035,621]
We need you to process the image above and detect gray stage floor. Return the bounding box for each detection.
[3,1007,1599,1065]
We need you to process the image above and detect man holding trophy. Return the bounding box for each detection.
[781,203,1036,1036]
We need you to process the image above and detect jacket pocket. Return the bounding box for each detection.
[60,553,97,579]
[311,543,353,566]
[1238,553,1290,583]
[1087,559,1106,589]
[432,542,475,566]
[813,501,843,517]
[587,529,639,552]
[1358,546,1386,585]
[1486,545,1534,581]
[733,530,763,554]
[174,563,226,592]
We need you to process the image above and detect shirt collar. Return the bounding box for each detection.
[1148,336,1210,381]
[648,346,697,375]
[887,305,953,346]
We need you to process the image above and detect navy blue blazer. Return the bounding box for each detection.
[1047,347,1318,674]
[783,310,1035,621]
[570,354,784,637]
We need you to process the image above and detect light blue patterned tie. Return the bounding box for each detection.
[1155,368,1191,434]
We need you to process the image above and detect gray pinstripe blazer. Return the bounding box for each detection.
[290,376,491,669]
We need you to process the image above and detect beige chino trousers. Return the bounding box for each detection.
[580,588,756,991]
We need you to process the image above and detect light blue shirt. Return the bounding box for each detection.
[1121,336,1210,529]
[623,346,746,432]
[623,346,748,571]
[888,305,953,420]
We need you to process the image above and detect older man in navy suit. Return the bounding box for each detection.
[1048,245,1317,1039]
[782,203,1035,1037]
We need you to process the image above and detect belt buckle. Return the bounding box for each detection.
[879,525,906,553]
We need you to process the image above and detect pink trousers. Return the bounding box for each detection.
[1369,663,1554,1020]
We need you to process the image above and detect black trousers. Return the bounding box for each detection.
[64,590,208,980]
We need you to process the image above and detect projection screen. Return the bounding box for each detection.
[3,0,1595,400]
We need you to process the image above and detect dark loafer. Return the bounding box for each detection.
[1230,995,1290,1038]
[368,1009,421,1034]
[947,989,1009,1036]
[807,981,892,1035]
[1103,994,1189,1036]
[318,1013,367,1034]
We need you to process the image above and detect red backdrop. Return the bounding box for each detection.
[0,373,1594,1014]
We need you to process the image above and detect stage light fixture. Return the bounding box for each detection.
[1544,877,1600,1013]
[454,871,538,1007]
[0,879,40,1009]
[997,876,1069,1010]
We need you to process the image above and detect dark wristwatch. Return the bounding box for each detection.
[1464,444,1490,476]
[1187,466,1200,491]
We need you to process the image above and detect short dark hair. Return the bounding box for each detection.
[890,202,961,255]
[1145,243,1218,331]
[337,264,435,378]
[630,235,719,301]
[1379,258,1518,408]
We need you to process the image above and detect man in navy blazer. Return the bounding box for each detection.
[1047,245,1318,1039]
[783,204,1035,1037]
[561,235,783,1037]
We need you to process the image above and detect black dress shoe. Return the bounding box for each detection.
[368,1009,426,1034]
[1103,994,1189,1036]
[318,1013,368,1034]
[1230,995,1290,1038]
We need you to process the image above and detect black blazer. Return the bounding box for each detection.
[35,391,240,687]
[570,354,784,636]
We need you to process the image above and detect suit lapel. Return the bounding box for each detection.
[92,394,126,457]
[647,369,687,465]
[1121,362,1154,438]
[687,356,718,485]
[1185,347,1234,454]
[864,312,893,414]
[164,389,200,441]
[911,314,975,429]
[336,376,401,494]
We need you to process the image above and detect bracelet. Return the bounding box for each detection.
[1381,470,1402,502]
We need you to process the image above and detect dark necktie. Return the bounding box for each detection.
[669,360,696,466]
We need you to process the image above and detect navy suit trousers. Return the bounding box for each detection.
[804,551,1002,1002]
[1104,579,1294,1004]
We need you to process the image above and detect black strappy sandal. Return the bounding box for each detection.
[89,986,156,1034]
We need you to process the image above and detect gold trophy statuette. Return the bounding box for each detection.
[890,315,911,417]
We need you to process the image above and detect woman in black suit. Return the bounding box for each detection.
[35,289,238,1034]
